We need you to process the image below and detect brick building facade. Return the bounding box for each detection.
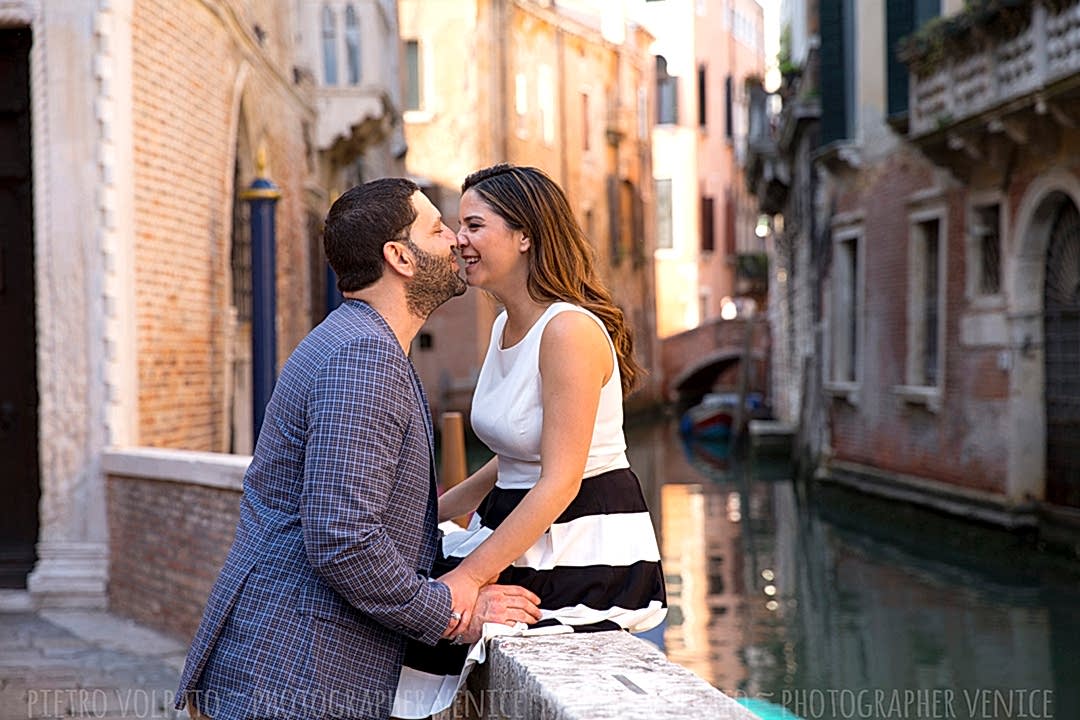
[399,0,661,416]
[748,0,1080,528]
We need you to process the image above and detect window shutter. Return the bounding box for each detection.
[701,195,716,253]
[886,0,914,117]
[819,0,848,145]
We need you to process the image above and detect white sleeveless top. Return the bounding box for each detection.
[471,302,630,489]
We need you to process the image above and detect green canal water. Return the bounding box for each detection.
[625,417,1080,720]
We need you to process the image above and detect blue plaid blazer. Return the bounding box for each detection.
[176,300,451,720]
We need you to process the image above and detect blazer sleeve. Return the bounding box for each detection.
[301,337,451,647]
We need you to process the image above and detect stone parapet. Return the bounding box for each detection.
[445,632,757,720]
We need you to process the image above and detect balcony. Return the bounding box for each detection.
[744,56,820,215]
[316,86,397,166]
[900,0,1080,178]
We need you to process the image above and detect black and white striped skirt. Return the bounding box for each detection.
[391,467,667,719]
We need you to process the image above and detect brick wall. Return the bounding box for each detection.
[132,0,317,451]
[827,148,1011,494]
[107,474,240,641]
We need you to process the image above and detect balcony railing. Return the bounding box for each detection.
[905,0,1080,137]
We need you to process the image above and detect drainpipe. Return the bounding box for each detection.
[241,147,281,442]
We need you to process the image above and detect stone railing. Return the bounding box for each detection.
[443,632,759,720]
[908,1,1080,137]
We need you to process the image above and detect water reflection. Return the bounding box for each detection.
[626,417,1080,720]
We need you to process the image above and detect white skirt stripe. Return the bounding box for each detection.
[392,665,462,719]
[536,601,667,633]
[442,512,661,569]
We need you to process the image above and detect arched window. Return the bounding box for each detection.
[322,5,338,85]
[345,5,361,85]
[656,56,677,125]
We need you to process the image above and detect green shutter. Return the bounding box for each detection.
[819,0,848,145]
[886,0,914,117]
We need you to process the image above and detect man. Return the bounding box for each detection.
[175,179,540,720]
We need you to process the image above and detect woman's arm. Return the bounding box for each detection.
[439,456,499,522]
[440,311,612,587]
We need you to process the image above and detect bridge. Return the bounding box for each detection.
[659,317,770,404]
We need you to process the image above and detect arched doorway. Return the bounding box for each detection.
[1044,198,1080,507]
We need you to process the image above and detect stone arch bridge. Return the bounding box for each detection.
[659,317,770,404]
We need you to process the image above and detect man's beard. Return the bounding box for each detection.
[404,240,467,318]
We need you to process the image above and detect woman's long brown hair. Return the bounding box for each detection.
[462,163,644,395]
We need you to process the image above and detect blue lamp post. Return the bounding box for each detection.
[241,148,281,441]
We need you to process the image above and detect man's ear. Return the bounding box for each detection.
[383,241,415,278]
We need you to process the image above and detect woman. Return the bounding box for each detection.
[392,164,666,718]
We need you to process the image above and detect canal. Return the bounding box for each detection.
[624,416,1080,720]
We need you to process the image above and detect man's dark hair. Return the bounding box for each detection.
[324,178,419,292]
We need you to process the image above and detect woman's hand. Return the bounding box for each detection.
[436,565,491,641]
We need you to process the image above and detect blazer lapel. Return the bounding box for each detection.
[405,359,437,489]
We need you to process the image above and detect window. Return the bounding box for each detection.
[731,8,758,51]
[724,75,733,139]
[345,5,361,85]
[656,179,673,250]
[700,196,715,253]
[830,231,861,385]
[886,0,940,117]
[820,0,856,144]
[697,64,707,128]
[657,56,677,125]
[632,186,645,267]
[231,159,252,323]
[321,6,338,85]
[607,175,621,264]
[907,214,946,389]
[922,222,940,385]
[404,39,421,110]
[971,202,1001,296]
[724,189,736,256]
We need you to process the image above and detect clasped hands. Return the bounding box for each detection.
[438,567,541,645]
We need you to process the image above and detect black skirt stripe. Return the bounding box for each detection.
[402,637,471,676]
[477,468,651,529]
[496,559,666,612]
[530,618,623,633]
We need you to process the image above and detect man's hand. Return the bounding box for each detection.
[458,584,542,644]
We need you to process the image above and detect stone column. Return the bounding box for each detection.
[27,0,134,608]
